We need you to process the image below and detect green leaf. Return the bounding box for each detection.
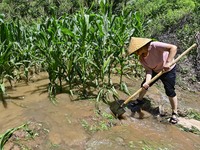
[0,83,5,94]
[61,28,74,37]
[120,82,130,95]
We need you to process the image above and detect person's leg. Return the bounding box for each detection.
[136,88,147,119]
[169,96,178,114]
[160,66,178,123]
[168,96,178,124]
[129,75,157,118]
[138,88,147,100]
[138,70,158,101]
[128,71,158,112]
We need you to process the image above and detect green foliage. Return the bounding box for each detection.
[0,0,199,102]
[177,109,200,135]
[0,0,71,19]
[187,109,200,121]
[0,123,27,149]
[0,1,147,102]
[178,124,200,135]
[176,1,200,48]
[81,111,115,133]
[0,122,48,149]
[131,0,196,36]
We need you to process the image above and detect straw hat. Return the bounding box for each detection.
[128,37,152,55]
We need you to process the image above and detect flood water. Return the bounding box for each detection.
[0,72,200,150]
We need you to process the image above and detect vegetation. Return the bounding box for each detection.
[0,123,32,149]
[0,0,143,103]
[81,111,116,133]
[0,0,199,101]
[0,1,199,149]
[131,0,196,36]
[187,109,200,121]
[178,124,200,135]
[0,122,48,150]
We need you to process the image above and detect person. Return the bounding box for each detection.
[127,37,178,124]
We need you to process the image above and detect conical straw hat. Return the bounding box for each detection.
[128,37,152,55]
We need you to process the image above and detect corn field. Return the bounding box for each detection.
[0,1,146,103]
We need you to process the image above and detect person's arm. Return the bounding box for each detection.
[163,44,177,70]
[143,69,152,89]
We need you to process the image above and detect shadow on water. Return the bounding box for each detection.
[142,98,162,116]
[0,97,7,108]
[0,94,25,108]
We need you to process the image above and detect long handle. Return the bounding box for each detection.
[123,43,197,105]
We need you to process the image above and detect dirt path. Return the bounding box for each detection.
[0,73,200,150]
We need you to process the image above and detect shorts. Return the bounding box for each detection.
[141,66,177,97]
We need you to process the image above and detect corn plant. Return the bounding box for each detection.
[0,42,18,99]
[0,0,148,104]
[34,17,66,102]
[0,16,16,96]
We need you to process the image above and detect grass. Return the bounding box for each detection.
[176,109,200,135]
[81,111,116,133]
[187,109,200,121]
[178,124,200,135]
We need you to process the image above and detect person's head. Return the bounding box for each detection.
[134,43,150,57]
[128,37,152,57]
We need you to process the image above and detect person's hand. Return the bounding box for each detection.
[163,62,171,71]
[142,82,149,90]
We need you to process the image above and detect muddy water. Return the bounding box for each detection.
[0,73,200,150]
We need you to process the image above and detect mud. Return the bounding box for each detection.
[0,72,200,150]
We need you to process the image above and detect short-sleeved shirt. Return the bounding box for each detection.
[139,41,176,73]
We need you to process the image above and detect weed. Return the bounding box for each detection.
[187,109,200,121]
[81,111,116,133]
[49,142,60,150]
[81,119,90,131]
[178,124,200,135]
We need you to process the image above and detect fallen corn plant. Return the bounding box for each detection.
[0,123,28,149]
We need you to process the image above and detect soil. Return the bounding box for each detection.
[0,72,200,150]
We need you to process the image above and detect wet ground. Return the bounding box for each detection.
[0,72,200,150]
